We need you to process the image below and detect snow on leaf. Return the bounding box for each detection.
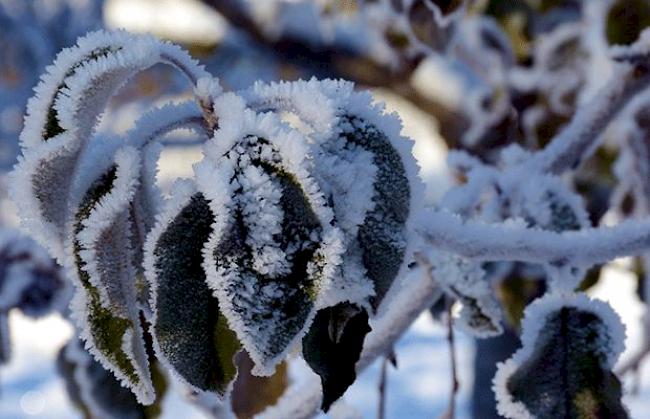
[11,30,207,261]
[429,251,503,338]
[124,101,208,313]
[70,147,155,405]
[334,114,412,309]
[144,181,240,396]
[493,292,628,419]
[243,80,423,311]
[302,303,371,412]
[199,93,344,376]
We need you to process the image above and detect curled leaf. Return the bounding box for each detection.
[11,30,207,260]
[71,147,154,404]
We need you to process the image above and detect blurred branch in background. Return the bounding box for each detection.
[199,0,470,146]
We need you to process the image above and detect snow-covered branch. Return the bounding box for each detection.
[531,62,650,174]
[419,209,650,267]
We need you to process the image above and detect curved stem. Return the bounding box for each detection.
[160,52,204,85]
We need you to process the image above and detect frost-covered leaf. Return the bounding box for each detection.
[518,174,589,233]
[429,251,503,337]
[125,101,207,313]
[493,293,628,419]
[10,30,207,260]
[145,182,240,395]
[199,94,344,375]
[318,91,422,311]
[244,80,422,311]
[302,303,371,412]
[334,115,412,308]
[57,337,167,419]
[71,148,154,404]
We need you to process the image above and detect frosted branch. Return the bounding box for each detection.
[419,209,650,267]
[532,63,650,174]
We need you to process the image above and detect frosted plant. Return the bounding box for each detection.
[0,227,66,364]
[13,21,650,419]
[10,29,421,415]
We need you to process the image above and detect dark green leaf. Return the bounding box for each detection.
[342,117,410,309]
[303,303,371,412]
[151,193,240,395]
[504,307,627,418]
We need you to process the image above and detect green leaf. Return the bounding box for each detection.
[200,127,342,375]
[495,301,628,419]
[303,303,371,412]
[73,163,154,404]
[150,192,240,395]
[341,116,410,309]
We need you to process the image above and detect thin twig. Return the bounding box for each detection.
[439,301,458,419]
[377,356,390,419]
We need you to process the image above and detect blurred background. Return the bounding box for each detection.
[2,0,650,418]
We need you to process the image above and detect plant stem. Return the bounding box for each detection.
[440,301,458,419]
[378,357,389,419]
